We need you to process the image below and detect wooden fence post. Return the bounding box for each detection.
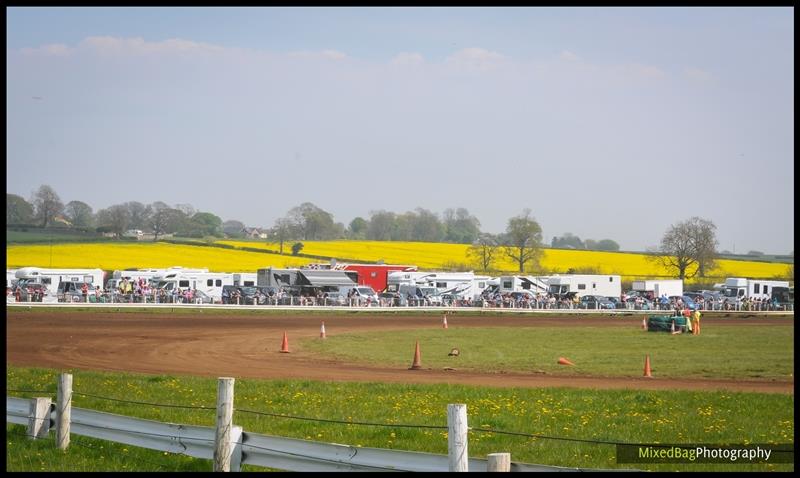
[214,377,235,472]
[56,373,72,449]
[27,397,52,439]
[447,403,468,472]
[487,452,511,472]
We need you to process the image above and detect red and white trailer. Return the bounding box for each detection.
[305,262,417,292]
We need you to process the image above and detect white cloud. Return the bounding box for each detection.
[445,47,506,70]
[20,43,72,56]
[78,36,225,56]
[560,50,580,62]
[288,49,348,60]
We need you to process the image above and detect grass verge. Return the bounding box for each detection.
[6,366,794,472]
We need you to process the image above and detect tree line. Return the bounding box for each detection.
[8,184,732,279]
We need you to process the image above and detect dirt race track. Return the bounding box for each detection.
[6,309,794,394]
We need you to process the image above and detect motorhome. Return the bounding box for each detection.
[496,276,551,294]
[631,280,683,300]
[107,267,209,290]
[386,271,479,299]
[547,274,621,299]
[151,271,235,302]
[14,267,105,296]
[233,273,257,287]
[720,278,790,302]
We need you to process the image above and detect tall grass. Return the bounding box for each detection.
[6,366,794,472]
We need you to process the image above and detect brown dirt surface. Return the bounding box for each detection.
[5,309,794,394]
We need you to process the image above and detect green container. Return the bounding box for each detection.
[647,315,690,333]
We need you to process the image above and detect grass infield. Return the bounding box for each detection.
[6,366,794,472]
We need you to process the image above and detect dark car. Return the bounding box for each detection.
[222,285,276,305]
[625,296,653,310]
[378,291,407,307]
[669,295,699,311]
[606,296,626,309]
[578,295,616,310]
[14,283,50,302]
[58,281,98,302]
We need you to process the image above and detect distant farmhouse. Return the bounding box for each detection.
[241,227,268,239]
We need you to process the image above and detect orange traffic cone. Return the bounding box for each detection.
[644,355,652,378]
[642,317,647,331]
[557,357,575,366]
[409,340,422,370]
[443,315,448,329]
[280,331,290,353]
[320,321,326,339]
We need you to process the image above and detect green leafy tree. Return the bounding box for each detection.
[551,233,584,249]
[7,194,34,224]
[287,202,340,240]
[347,217,368,239]
[443,208,481,244]
[595,239,620,252]
[95,204,131,239]
[222,220,246,238]
[64,200,94,228]
[366,210,396,241]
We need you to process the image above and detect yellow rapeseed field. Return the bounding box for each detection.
[219,240,791,282]
[7,240,791,283]
[6,243,313,272]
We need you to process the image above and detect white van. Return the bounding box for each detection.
[341,286,379,305]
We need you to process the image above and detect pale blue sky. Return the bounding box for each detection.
[6,7,794,253]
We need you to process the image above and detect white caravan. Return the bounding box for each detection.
[151,271,235,302]
[386,271,479,299]
[547,274,621,299]
[720,278,790,302]
[631,280,683,299]
[497,276,551,294]
[14,267,105,296]
[107,267,209,290]
[233,273,257,287]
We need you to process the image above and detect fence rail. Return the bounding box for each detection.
[6,300,794,315]
[7,396,614,472]
[8,369,640,473]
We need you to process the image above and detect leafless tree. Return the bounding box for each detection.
[31,184,64,227]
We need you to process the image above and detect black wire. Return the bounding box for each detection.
[6,429,55,441]
[470,426,638,446]
[235,408,447,430]
[73,391,215,410]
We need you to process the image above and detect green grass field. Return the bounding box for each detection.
[6,229,110,244]
[300,325,795,380]
[5,366,794,472]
